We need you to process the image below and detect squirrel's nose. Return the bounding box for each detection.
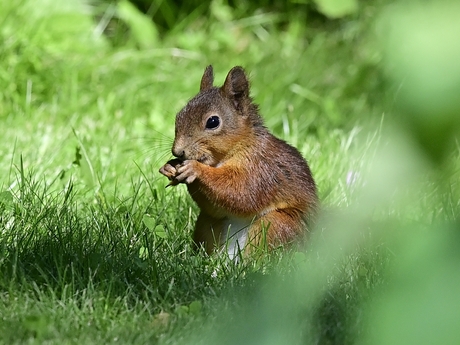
[172,147,185,159]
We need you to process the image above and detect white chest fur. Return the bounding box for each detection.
[221,216,253,260]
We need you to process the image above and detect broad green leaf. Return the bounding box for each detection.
[154,225,167,239]
[142,214,156,230]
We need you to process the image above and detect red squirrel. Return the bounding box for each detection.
[159,66,318,258]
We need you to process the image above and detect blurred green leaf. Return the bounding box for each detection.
[175,304,190,316]
[23,314,51,339]
[0,190,14,212]
[72,146,82,166]
[188,300,203,315]
[0,190,13,204]
[211,0,233,22]
[293,251,307,265]
[139,246,149,259]
[314,0,358,18]
[117,0,159,49]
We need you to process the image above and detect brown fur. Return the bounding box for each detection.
[159,66,318,256]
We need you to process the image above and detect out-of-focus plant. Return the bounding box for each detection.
[360,2,460,344]
[377,1,460,163]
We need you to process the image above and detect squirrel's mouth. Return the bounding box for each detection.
[198,155,216,166]
[197,156,208,164]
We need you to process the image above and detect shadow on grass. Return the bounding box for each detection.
[0,177,219,310]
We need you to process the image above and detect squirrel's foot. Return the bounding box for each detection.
[175,160,202,184]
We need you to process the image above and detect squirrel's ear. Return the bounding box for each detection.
[200,65,214,91]
[222,66,249,109]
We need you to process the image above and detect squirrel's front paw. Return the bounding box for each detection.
[175,160,201,184]
[159,159,183,180]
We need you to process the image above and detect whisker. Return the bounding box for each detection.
[130,150,173,165]
[127,136,173,147]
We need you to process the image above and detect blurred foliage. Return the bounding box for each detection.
[95,0,363,44]
[314,0,358,18]
[114,0,322,32]
[376,1,460,163]
[0,0,108,117]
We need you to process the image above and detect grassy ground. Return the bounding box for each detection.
[1,0,460,344]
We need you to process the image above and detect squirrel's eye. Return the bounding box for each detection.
[205,116,220,129]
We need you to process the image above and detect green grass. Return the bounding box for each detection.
[1,0,460,344]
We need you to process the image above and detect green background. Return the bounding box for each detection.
[0,0,459,344]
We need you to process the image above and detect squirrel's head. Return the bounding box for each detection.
[172,65,263,167]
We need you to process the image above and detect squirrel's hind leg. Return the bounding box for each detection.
[192,212,224,255]
[245,208,306,255]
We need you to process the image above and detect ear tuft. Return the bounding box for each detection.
[200,65,214,91]
[222,66,249,101]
